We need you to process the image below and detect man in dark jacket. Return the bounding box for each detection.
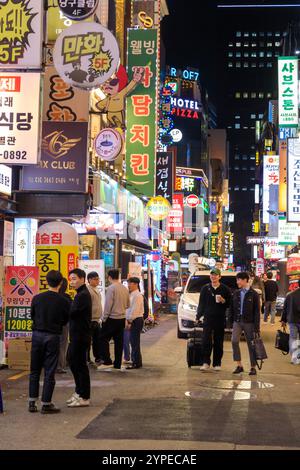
[229,271,260,376]
[67,268,92,407]
[29,270,70,414]
[196,268,232,371]
[281,281,300,364]
[264,271,278,324]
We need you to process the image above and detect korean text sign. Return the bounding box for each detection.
[125,29,158,198]
[21,121,88,192]
[287,138,300,222]
[278,57,298,128]
[262,155,279,224]
[0,0,43,68]
[167,193,184,234]
[0,73,41,165]
[155,151,173,203]
[4,266,39,338]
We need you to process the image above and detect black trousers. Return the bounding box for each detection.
[130,317,144,367]
[68,340,90,400]
[202,324,225,367]
[87,321,101,362]
[29,331,60,404]
[99,318,125,369]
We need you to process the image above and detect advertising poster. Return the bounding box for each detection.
[47,0,93,42]
[53,22,119,90]
[4,266,39,339]
[0,0,43,68]
[125,29,158,197]
[21,121,88,192]
[79,259,105,307]
[43,66,90,122]
[0,73,41,165]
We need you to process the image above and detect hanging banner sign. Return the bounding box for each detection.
[278,56,298,128]
[58,0,99,20]
[53,22,120,90]
[278,218,298,245]
[94,128,123,161]
[0,164,12,196]
[0,73,41,165]
[0,0,43,68]
[47,1,94,42]
[279,139,287,213]
[263,155,279,224]
[146,196,171,221]
[21,121,88,192]
[287,138,300,222]
[43,66,89,122]
[167,193,184,234]
[155,151,173,203]
[264,238,285,260]
[125,28,158,198]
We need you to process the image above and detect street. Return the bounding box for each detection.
[0,314,300,451]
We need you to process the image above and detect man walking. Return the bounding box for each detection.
[97,269,130,371]
[196,268,232,371]
[86,271,103,365]
[264,271,278,324]
[125,277,144,370]
[67,268,92,407]
[28,270,70,414]
[281,281,300,364]
[229,272,260,376]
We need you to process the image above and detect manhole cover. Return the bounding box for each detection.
[198,379,274,390]
[185,390,256,400]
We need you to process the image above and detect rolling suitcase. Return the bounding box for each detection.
[187,328,204,367]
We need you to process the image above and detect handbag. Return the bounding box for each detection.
[252,334,268,370]
[275,327,289,355]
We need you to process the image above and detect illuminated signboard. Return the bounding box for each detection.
[278,56,298,128]
[168,66,199,81]
[262,155,279,224]
[171,97,200,119]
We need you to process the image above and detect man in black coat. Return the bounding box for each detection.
[29,270,70,414]
[281,281,300,363]
[229,271,260,376]
[196,268,232,371]
[67,268,92,407]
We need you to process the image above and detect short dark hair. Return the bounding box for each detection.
[69,268,86,280]
[267,271,273,280]
[46,270,63,288]
[128,277,140,285]
[236,272,249,282]
[87,271,99,282]
[108,269,120,280]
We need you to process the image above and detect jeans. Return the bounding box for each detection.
[288,323,300,364]
[29,331,60,404]
[99,318,125,369]
[264,301,277,323]
[87,321,101,362]
[130,317,144,367]
[68,340,90,400]
[58,325,68,370]
[232,321,256,367]
[202,324,225,367]
[123,329,131,362]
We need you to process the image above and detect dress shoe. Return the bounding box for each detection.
[28,401,38,413]
[232,366,244,374]
[41,403,61,414]
[249,368,257,376]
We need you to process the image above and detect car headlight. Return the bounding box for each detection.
[182,300,197,311]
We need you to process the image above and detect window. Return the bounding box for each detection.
[275,32,280,37]
[244,62,249,68]
[236,42,241,47]
[234,166,239,170]
[250,166,256,170]
[251,114,256,119]
[234,155,240,160]
[250,155,255,159]
[244,32,249,37]
[267,42,272,47]
[267,32,272,37]
[244,52,249,57]
[259,41,264,47]
[228,62,233,68]
[250,188,255,191]
[235,92,241,98]
[236,62,241,68]
[243,92,248,98]
[251,63,257,68]
[242,167,247,170]
[242,156,247,160]
[236,52,241,57]
[251,92,257,98]
[259,52,264,58]
[235,123,241,129]
[259,32,264,37]
[275,41,281,47]
[234,187,240,191]
[229,42,233,47]
[267,92,272,98]
[251,43,257,47]
[228,52,233,57]
[259,62,264,68]
[259,113,263,119]
[244,42,249,47]
[251,52,257,57]
[267,62,272,68]
[236,31,242,37]
[259,92,264,98]
[235,115,240,119]
[267,51,272,57]
[242,187,247,191]
[243,126,248,129]
[252,32,257,37]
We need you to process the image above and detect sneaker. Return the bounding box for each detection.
[67,398,90,407]
[123,360,131,365]
[41,404,61,414]
[66,392,80,404]
[213,366,221,371]
[233,366,244,374]
[28,401,38,413]
[96,363,114,371]
[56,368,67,374]
[200,363,210,371]
[249,368,257,376]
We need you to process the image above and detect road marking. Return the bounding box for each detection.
[8,371,29,381]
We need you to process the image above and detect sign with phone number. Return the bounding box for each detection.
[5,306,32,332]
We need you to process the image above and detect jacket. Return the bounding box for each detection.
[229,287,260,332]
[102,282,130,322]
[281,288,300,324]
[69,284,92,342]
[264,280,278,302]
[87,284,103,322]
[196,283,232,326]
[31,291,70,335]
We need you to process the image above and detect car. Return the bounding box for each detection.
[177,270,238,339]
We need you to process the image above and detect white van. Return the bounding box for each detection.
[176,270,237,338]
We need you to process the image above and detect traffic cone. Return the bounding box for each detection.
[0,384,3,413]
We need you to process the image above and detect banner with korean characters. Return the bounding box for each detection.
[58,0,99,20]
[278,57,298,128]
[125,29,158,198]
[36,221,78,295]
[0,73,41,165]
[21,121,88,192]
[4,266,39,339]
[288,138,300,222]
[155,151,173,204]
[167,193,184,235]
[43,66,89,122]
[0,0,43,68]
[47,0,94,43]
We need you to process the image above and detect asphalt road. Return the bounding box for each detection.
[0,314,299,450]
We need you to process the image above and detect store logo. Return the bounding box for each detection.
[42,131,81,159]
[0,76,21,92]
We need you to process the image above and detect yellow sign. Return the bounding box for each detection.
[146,196,171,221]
[36,246,78,294]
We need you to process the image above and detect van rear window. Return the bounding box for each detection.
[187,275,238,293]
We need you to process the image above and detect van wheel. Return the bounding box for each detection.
[177,326,187,339]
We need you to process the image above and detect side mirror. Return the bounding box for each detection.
[174,286,183,294]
